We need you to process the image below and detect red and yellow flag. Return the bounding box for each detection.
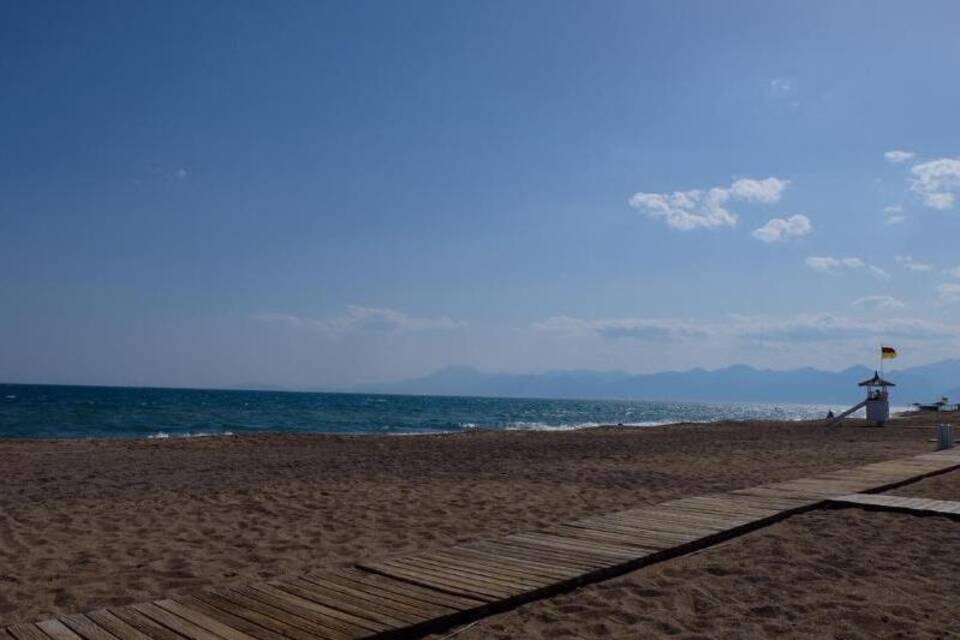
[881,346,897,359]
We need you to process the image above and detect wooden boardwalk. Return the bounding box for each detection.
[829,492,960,517]
[4,449,960,640]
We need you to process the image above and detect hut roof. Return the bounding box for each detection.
[858,371,896,387]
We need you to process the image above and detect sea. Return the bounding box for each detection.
[0,383,855,439]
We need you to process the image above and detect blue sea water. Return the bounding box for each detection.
[0,383,846,439]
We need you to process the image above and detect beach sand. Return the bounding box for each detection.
[0,416,953,634]
[432,507,960,639]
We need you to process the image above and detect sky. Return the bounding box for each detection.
[2,0,960,389]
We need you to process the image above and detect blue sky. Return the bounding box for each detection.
[3,1,960,389]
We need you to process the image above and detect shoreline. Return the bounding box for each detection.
[0,406,939,443]
[2,382,899,440]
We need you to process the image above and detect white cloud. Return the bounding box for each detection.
[805,256,864,272]
[752,214,812,243]
[805,256,888,279]
[769,78,793,94]
[330,305,464,333]
[252,306,464,334]
[536,313,956,344]
[851,296,907,311]
[895,255,933,272]
[884,150,915,163]
[883,205,906,224]
[732,313,955,343]
[922,192,955,210]
[248,312,304,326]
[628,190,735,230]
[910,157,960,210]
[729,178,790,203]
[629,177,789,231]
[884,205,903,214]
[534,316,710,342]
[938,283,960,303]
[945,266,960,279]
[884,216,906,225]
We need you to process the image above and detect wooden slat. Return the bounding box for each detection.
[257,580,412,629]
[172,597,289,640]
[392,553,554,589]
[549,523,673,550]
[596,511,730,534]
[569,517,701,543]
[321,569,484,612]
[221,586,366,639]
[463,540,604,573]
[104,609,184,640]
[152,601,257,640]
[473,538,615,569]
[455,543,589,576]
[7,625,55,640]
[830,493,960,518]
[506,532,638,560]
[434,548,578,581]
[129,604,225,640]
[357,562,503,602]
[35,622,84,640]
[289,574,438,623]
[415,550,555,583]
[245,582,394,633]
[372,559,522,597]
[191,591,349,640]
[84,611,153,640]
[59,615,122,640]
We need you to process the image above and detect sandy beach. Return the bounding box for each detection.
[433,508,960,639]
[1,415,956,636]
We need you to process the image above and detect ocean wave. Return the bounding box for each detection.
[147,430,235,439]
[502,420,676,431]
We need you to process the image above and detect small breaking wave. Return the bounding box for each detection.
[147,430,235,439]
[503,420,675,431]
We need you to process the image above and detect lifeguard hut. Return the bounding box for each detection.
[858,371,895,426]
[827,346,898,426]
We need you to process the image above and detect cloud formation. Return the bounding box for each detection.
[895,255,933,272]
[805,256,889,278]
[851,295,907,311]
[752,214,812,243]
[629,177,789,231]
[883,205,906,225]
[534,316,710,342]
[910,157,960,210]
[733,314,954,343]
[938,283,960,303]
[769,78,793,94]
[884,150,915,163]
[252,306,464,334]
[248,312,305,326]
[805,256,863,271]
[536,313,955,344]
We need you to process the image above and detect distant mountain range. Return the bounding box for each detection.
[355,360,960,405]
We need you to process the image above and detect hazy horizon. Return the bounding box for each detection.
[1,358,947,396]
[3,1,960,390]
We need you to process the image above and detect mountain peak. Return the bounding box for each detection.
[357,359,960,404]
